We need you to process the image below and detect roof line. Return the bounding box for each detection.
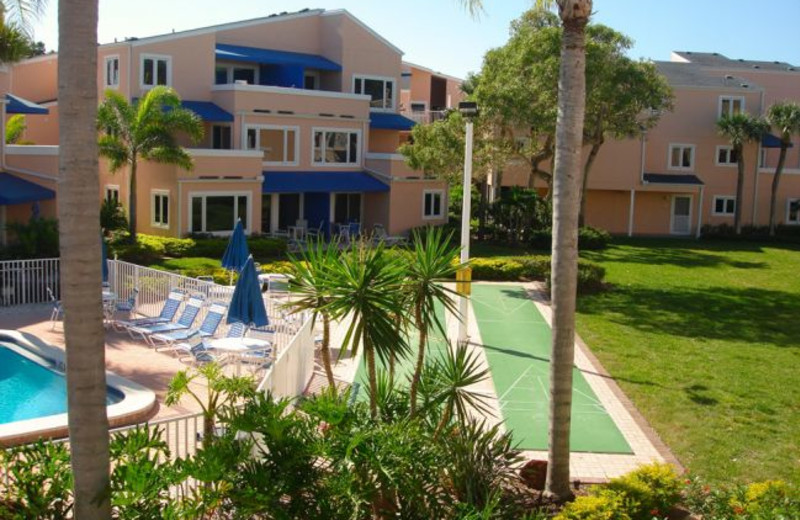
[321,9,404,56]
[402,60,463,83]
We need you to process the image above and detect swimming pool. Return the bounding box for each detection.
[0,330,156,445]
[0,342,124,425]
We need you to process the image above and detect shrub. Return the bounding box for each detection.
[258,260,294,275]
[606,463,682,520]
[100,198,128,233]
[554,491,631,520]
[248,236,288,258]
[4,218,59,259]
[469,258,525,281]
[529,227,611,251]
[465,256,605,293]
[684,476,800,519]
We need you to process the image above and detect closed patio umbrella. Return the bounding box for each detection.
[221,218,250,285]
[227,255,269,328]
[101,236,109,284]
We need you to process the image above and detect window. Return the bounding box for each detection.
[423,190,444,219]
[245,126,298,165]
[212,125,232,150]
[334,193,361,224]
[786,199,800,225]
[190,193,249,233]
[304,71,319,90]
[141,54,171,88]
[313,129,360,166]
[668,144,695,170]
[353,75,395,111]
[719,96,744,118]
[215,64,257,85]
[716,145,739,166]
[104,55,119,88]
[760,148,767,168]
[151,190,170,228]
[105,185,119,204]
[410,102,426,112]
[712,196,736,216]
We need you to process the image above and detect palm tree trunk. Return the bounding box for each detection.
[321,314,336,389]
[546,0,592,502]
[365,340,379,419]
[734,145,745,234]
[58,0,111,517]
[768,145,788,236]
[129,158,138,241]
[408,303,427,416]
[579,140,602,228]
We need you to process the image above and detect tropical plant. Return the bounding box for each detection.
[5,113,25,143]
[322,240,409,419]
[286,237,340,388]
[5,217,58,257]
[96,86,203,240]
[406,226,462,416]
[765,101,800,235]
[99,197,128,233]
[716,113,768,234]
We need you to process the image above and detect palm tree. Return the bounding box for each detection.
[0,1,46,64]
[286,238,340,389]
[57,0,110,516]
[406,227,462,416]
[717,113,768,234]
[0,1,47,32]
[765,102,800,236]
[323,240,409,419]
[96,86,203,240]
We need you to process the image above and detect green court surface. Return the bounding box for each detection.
[471,284,632,454]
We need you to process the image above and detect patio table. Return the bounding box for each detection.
[208,337,273,375]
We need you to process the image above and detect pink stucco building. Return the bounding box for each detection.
[496,51,800,237]
[0,8,450,244]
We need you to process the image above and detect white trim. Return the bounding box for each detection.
[785,198,800,225]
[5,145,59,156]
[670,194,693,235]
[422,189,445,220]
[104,54,120,89]
[322,10,403,56]
[177,177,261,183]
[711,195,736,216]
[150,189,170,229]
[212,83,371,102]
[311,127,362,167]
[186,148,263,158]
[365,152,404,161]
[718,95,745,118]
[105,184,121,203]
[188,190,252,235]
[243,124,300,166]
[714,145,738,167]
[3,166,58,182]
[352,74,397,112]
[627,189,635,237]
[402,61,463,83]
[667,143,696,171]
[139,53,172,89]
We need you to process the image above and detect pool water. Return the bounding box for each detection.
[0,342,123,425]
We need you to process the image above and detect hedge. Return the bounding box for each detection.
[529,226,611,251]
[111,233,287,265]
[467,255,606,293]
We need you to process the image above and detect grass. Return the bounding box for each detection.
[577,238,800,485]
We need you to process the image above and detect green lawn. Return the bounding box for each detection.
[577,238,800,485]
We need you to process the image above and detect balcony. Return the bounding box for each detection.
[400,109,449,125]
[365,153,422,179]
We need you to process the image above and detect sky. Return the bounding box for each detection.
[27,1,800,79]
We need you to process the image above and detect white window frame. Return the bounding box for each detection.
[715,145,738,167]
[712,195,736,216]
[151,189,170,229]
[668,143,696,171]
[718,95,745,118]
[352,74,396,112]
[105,184,120,204]
[104,55,120,89]
[215,62,259,85]
[786,198,800,225]
[422,189,445,220]
[243,124,300,166]
[188,191,252,235]
[140,53,172,89]
[311,127,361,167]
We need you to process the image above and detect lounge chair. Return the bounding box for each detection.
[180,332,219,366]
[371,224,407,246]
[167,320,249,361]
[47,287,63,330]
[114,288,139,315]
[113,289,185,332]
[151,302,228,348]
[127,294,205,343]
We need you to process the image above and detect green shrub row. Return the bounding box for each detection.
[682,477,798,519]
[529,226,612,251]
[702,223,800,243]
[468,256,606,293]
[111,233,288,265]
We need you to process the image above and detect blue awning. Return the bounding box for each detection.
[762,133,794,149]
[370,112,416,131]
[0,172,55,205]
[180,100,233,122]
[263,171,389,193]
[215,44,341,71]
[6,94,49,115]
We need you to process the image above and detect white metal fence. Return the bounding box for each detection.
[0,258,60,307]
[257,313,315,399]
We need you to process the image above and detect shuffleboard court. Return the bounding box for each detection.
[471,283,632,454]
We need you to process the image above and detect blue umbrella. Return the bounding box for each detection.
[227,255,269,327]
[221,218,250,285]
[101,236,109,283]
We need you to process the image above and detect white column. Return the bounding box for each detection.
[696,186,704,238]
[627,189,636,237]
[270,193,279,233]
[457,120,474,345]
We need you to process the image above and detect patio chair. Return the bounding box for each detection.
[47,287,63,330]
[305,221,326,241]
[114,288,139,316]
[152,302,228,348]
[127,294,205,342]
[166,319,248,361]
[371,224,407,247]
[113,288,185,332]
[179,332,219,366]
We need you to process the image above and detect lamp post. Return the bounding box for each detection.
[457,101,478,345]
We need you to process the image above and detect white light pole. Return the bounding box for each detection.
[457,101,478,345]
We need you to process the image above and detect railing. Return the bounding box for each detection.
[257,313,314,399]
[401,109,449,125]
[0,258,60,307]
